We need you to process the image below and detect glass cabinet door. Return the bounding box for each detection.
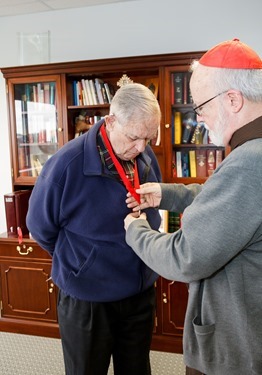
[9,76,63,184]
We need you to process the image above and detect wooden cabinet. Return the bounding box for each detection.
[1,51,212,351]
[0,234,59,337]
[152,278,188,353]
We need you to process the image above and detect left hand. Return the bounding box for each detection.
[124,212,147,230]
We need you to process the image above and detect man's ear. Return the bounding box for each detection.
[104,114,115,131]
[227,90,244,113]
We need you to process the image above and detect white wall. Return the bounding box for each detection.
[0,0,261,232]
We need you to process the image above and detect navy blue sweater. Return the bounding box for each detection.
[26,120,162,301]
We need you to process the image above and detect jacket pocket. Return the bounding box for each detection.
[193,315,215,363]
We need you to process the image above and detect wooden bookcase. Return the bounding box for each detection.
[0,50,228,353]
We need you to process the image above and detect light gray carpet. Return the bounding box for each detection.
[0,332,185,374]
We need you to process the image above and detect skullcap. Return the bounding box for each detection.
[199,38,262,69]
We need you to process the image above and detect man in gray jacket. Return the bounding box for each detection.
[124,39,262,375]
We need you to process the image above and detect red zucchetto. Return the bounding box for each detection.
[199,38,262,69]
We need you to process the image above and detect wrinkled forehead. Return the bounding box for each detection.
[125,120,159,139]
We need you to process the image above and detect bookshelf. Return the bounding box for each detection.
[1,50,228,353]
[164,66,230,184]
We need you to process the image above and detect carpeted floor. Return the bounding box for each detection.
[0,332,185,374]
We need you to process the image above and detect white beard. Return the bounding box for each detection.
[208,129,225,146]
[204,109,227,147]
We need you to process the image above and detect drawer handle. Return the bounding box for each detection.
[49,283,54,293]
[16,245,33,255]
[163,292,168,304]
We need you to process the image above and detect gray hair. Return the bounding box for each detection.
[191,60,262,102]
[109,82,161,126]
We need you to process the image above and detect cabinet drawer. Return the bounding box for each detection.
[0,239,51,261]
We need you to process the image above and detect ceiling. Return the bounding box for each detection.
[0,0,136,17]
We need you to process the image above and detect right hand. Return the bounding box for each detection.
[126,182,162,212]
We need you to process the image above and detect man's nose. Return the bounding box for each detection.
[135,139,147,152]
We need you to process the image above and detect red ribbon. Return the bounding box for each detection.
[17,227,23,245]
[100,124,140,203]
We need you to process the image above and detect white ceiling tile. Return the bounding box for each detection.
[0,0,139,17]
[0,2,50,16]
[44,0,128,9]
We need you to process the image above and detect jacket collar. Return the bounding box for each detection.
[82,119,152,175]
[230,116,262,150]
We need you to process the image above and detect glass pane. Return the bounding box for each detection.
[14,82,58,177]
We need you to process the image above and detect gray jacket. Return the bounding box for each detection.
[126,132,262,374]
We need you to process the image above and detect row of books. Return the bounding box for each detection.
[16,97,58,145]
[171,72,193,105]
[19,82,56,106]
[73,78,115,106]
[18,126,58,145]
[168,212,182,233]
[173,111,210,145]
[173,149,223,178]
[17,132,57,146]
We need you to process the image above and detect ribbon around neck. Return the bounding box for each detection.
[100,124,140,203]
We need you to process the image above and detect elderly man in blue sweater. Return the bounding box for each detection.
[27,82,162,375]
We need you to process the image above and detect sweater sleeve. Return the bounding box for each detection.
[159,182,202,212]
[126,163,262,282]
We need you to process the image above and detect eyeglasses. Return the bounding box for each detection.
[193,91,227,116]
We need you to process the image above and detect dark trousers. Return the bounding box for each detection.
[57,286,156,375]
[186,366,205,375]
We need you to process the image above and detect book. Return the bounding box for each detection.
[182,111,196,144]
[37,83,44,103]
[100,83,109,104]
[173,73,183,104]
[77,81,83,105]
[183,73,188,104]
[89,79,99,105]
[4,190,31,235]
[187,72,193,104]
[84,80,93,105]
[72,80,78,105]
[95,78,105,104]
[81,79,89,105]
[176,151,182,177]
[215,149,223,168]
[43,83,50,104]
[168,212,181,232]
[20,96,29,143]
[172,152,177,178]
[181,151,189,177]
[196,149,207,178]
[189,150,197,177]
[104,82,114,103]
[174,111,182,144]
[49,82,55,105]
[207,149,216,176]
[202,126,209,144]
